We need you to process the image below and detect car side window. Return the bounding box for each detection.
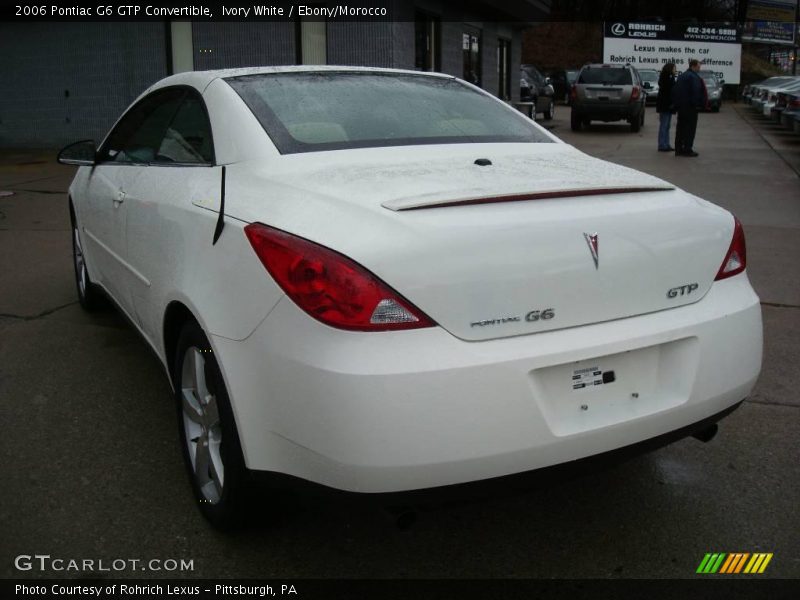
[99,88,185,164]
[155,93,215,164]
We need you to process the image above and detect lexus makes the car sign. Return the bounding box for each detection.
[603,22,742,84]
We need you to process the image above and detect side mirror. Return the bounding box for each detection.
[718,79,725,85]
[57,140,97,166]
[544,77,552,85]
[643,81,652,89]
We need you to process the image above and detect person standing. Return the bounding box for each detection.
[656,63,677,152]
[671,59,705,157]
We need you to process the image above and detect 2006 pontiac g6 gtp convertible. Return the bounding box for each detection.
[59,67,762,527]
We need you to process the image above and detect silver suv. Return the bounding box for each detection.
[570,64,646,132]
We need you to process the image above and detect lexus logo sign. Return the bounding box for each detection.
[611,23,626,36]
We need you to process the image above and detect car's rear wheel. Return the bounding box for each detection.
[570,111,582,131]
[544,100,554,120]
[175,320,251,529]
[630,110,643,133]
[70,206,105,311]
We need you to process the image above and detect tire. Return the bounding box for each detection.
[630,111,642,133]
[544,99,554,120]
[175,319,251,529]
[570,111,582,131]
[70,204,105,311]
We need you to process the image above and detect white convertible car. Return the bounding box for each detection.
[59,67,762,527]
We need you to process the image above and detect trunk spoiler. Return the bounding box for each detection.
[383,185,674,211]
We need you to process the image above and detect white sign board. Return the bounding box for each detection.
[603,22,742,84]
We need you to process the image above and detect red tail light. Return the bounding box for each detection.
[714,217,747,281]
[244,223,435,331]
[569,84,577,102]
[630,86,641,102]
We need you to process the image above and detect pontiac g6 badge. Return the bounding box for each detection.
[583,232,599,269]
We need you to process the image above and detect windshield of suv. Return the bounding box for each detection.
[227,72,553,154]
[701,75,719,88]
[578,68,632,85]
[639,71,658,83]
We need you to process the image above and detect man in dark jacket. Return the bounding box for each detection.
[671,59,705,156]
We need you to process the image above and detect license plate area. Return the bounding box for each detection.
[529,337,699,437]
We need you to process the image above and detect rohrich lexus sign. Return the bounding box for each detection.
[603,22,742,84]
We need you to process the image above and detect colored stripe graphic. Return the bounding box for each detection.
[721,553,749,574]
[699,552,773,574]
[744,553,773,574]
[719,554,736,574]
[697,553,727,573]
[696,554,713,573]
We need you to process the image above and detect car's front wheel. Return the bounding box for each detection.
[175,320,251,529]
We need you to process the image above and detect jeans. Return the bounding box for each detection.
[657,111,672,150]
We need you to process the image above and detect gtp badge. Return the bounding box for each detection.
[583,232,599,269]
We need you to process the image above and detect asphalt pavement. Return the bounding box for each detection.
[1,102,798,579]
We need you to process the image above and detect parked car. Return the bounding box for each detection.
[778,90,800,131]
[638,69,660,105]
[520,64,556,120]
[758,79,800,118]
[570,63,647,132]
[699,71,723,112]
[59,66,762,528]
[547,68,579,104]
[742,76,794,104]
[749,76,800,111]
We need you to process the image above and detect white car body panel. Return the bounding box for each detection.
[213,275,760,492]
[67,67,763,494]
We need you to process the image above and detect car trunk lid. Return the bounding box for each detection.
[223,144,732,341]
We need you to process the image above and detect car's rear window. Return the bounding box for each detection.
[521,66,545,85]
[578,68,633,85]
[225,72,552,154]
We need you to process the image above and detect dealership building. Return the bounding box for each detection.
[0,1,550,148]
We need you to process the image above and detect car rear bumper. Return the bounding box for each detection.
[573,103,642,121]
[212,274,762,493]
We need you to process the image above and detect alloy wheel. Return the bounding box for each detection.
[73,225,87,298]
[181,346,224,504]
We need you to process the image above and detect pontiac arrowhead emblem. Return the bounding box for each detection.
[583,232,599,269]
